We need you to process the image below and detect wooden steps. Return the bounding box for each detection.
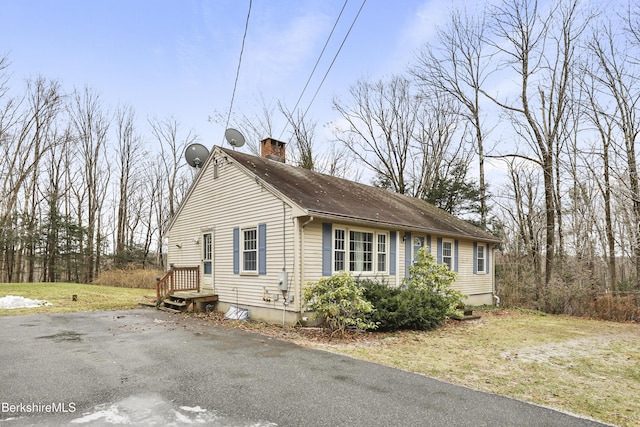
[157,291,218,313]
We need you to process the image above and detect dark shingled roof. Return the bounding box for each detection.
[220,147,499,243]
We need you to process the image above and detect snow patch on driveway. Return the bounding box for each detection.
[70,393,276,426]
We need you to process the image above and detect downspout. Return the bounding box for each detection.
[395,230,400,288]
[492,243,500,307]
[212,229,216,294]
[282,201,288,327]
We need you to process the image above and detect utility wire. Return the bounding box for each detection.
[281,0,367,141]
[302,0,366,121]
[278,0,349,140]
[223,0,252,144]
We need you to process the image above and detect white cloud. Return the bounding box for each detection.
[244,11,330,88]
[393,0,451,65]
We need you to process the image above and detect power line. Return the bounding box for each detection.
[223,0,252,143]
[281,0,367,141]
[278,0,349,140]
[302,0,366,121]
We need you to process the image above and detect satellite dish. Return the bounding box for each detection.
[185,143,209,168]
[225,128,245,148]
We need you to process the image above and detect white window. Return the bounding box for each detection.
[349,230,373,272]
[477,244,485,273]
[377,234,387,272]
[442,240,453,270]
[329,227,389,274]
[242,228,257,272]
[203,233,212,275]
[334,229,346,271]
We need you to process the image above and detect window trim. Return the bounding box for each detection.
[349,229,374,273]
[202,232,212,275]
[329,225,388,274]
[476,244,485,274]
[377,233,388,273]
[442,239,453,271]
[333,228,346,272]
[241,227,258,274]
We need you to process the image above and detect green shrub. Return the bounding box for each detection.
[404,247,464,319]
[361,248,465,331]
[360,279,402,331]
[360,278,453,331]
[303,272,377,334]
[393,286,451,330]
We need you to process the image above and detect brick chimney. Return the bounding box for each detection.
[260,138,286,163]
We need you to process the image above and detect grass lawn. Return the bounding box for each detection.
[0,282,156,316]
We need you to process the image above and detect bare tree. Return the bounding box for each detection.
[412,6,492,227]
[505,158,545,289]
[68,86,111,283]
[412,90,469,202]
[332,74,475,215]
[114,104,145,263]
[483,0,591,291]
[588,15,640,288]
[580,51,618,289]
[210,94,276,155]
[149,116,196,234]
[0,75,62,281]
[332,75,417,194]
[278,102,317,170]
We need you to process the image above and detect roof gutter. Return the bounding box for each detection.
[305,210,501,244]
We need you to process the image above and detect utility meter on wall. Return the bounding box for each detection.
[278,271,288,292]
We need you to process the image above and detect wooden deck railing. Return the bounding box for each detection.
[156,265,200,304]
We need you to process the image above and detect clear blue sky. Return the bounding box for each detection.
[1,0,457,148]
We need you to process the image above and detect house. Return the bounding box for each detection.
[163,138,501,325]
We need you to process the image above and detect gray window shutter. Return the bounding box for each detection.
[233,227,239,274]
[258,223,267,275]
[437,237,443,264]
[389,231,396,275]
[322,223,332,276]
[426,234,432,254]
[404,232,412,278]
[454,240,459,272]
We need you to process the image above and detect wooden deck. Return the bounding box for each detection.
[158,290,218,313]
[172,290,218,301]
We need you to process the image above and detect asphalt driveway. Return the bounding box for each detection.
[0,309,606,426]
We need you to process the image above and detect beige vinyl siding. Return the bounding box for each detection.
[375,232,493,300]
[423,236,493,300]
[167,152,296,311]
[301,221,323,283]
[450,239,492,296]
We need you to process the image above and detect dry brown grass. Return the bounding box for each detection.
[589,294,640,322]
[93,268,163,289]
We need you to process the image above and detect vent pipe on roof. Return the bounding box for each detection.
[261,138,286,163]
